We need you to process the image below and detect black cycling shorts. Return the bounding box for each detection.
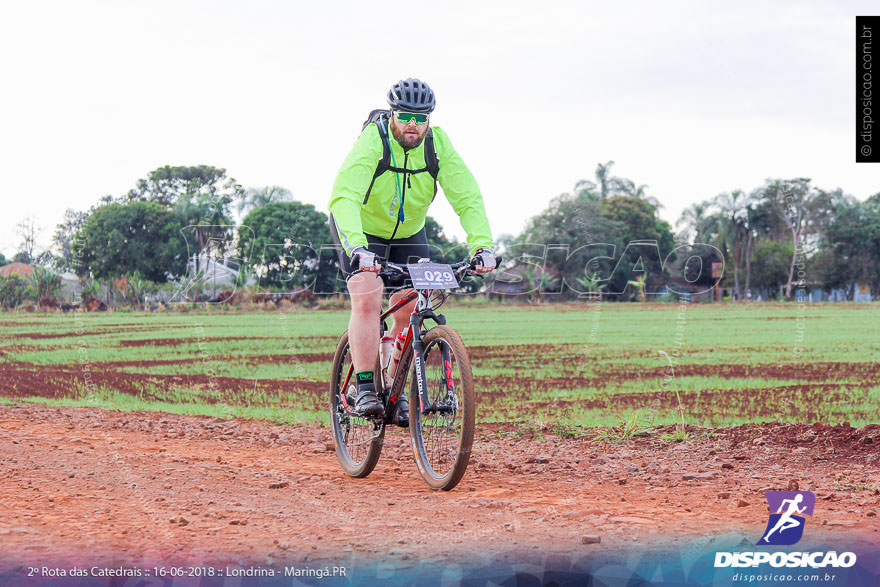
[329,215,431,287]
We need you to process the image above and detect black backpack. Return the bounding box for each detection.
[361,109,440,205]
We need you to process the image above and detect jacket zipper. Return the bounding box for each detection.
[389,152,408,240]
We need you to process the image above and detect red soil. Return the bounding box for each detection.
[0,405,877,569]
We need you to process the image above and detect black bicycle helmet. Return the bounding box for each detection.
[387,78,436,113]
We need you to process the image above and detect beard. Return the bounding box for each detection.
[390,123,426,150]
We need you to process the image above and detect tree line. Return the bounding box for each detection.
[677,178,880,300]
[1,162,876,305]
[1,165,467,306]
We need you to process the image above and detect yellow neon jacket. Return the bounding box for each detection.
[329,123,493,257]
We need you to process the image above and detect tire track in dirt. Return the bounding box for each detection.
[0,405,877,568]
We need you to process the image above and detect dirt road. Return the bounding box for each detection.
[1,405,878,572]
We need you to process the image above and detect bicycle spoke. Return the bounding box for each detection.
[329,334,384,477]
[418,339,463,477]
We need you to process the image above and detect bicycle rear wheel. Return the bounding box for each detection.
[406,325,475,491]
[329,331,384,478]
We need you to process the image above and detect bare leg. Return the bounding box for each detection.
[346,272,384,373]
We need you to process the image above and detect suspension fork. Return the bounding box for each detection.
[440,343,455,398]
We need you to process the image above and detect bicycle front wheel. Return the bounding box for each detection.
[407,325,475,491]
[329,331,384,478]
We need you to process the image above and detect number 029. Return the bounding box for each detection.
[423,270,451,282]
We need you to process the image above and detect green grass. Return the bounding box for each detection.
[593,412,656,443]
[0,394,327,426]
[2,302,879,428]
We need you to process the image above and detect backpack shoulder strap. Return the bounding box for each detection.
[424,128,439,181]
[361,112,441,205]
[362,112,392,205]
[425,128,439,200]
[373,115,392,176]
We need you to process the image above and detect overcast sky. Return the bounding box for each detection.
[0,0,876,258]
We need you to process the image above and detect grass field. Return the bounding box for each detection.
[1,302,879,429]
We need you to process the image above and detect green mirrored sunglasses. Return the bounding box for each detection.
[393,111,430,125]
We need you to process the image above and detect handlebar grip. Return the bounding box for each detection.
[469,255,503,270]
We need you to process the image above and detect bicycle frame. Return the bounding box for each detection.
[332,256,495,489]
[338,286,449,417]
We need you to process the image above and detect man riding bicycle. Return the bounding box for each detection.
[329,77,496,425]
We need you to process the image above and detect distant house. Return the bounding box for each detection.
[487,263,559,300]
[487,264,531,299]
[810,282,873,303]
[59,272,81,301]
[663,275,716,302]
[0,262,34,278]
[187,255,245,288]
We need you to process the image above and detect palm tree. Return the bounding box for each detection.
[676,201,712,243]
[697,209,734,300]
[237,186,293,217]
[713,190,749,300]
[761,178,838,298]
[572,161,622,201]
[573,179,598,200]
[618,179,663,212]
[742,201,759,299]
[595,160,616,199]
[175,193,234,275]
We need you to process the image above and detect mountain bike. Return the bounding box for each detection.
[329,259,491,491]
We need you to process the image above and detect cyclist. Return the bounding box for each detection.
[329,77,496,425]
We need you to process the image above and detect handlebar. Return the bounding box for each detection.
[379,257,502,279]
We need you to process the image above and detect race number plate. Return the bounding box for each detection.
[406,263,459,289]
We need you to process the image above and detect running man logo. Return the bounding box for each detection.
[759,491,815,546]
